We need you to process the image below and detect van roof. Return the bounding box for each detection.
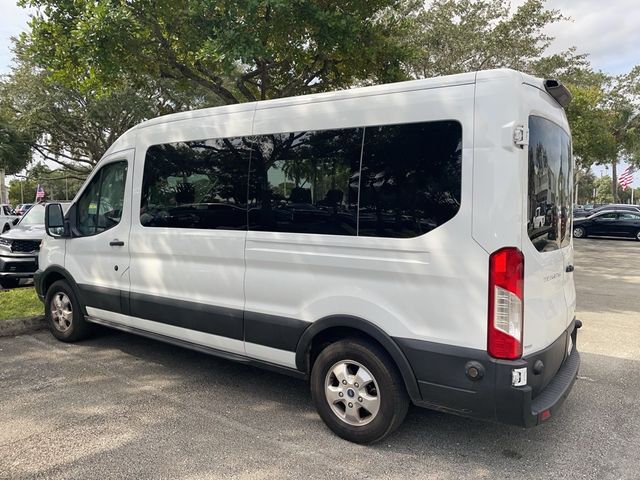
[106,69,543,155]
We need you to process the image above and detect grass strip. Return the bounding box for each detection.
[0,287,43,321]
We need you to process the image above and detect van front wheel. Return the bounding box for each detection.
[310,338,409,444]
[45,280,91,342]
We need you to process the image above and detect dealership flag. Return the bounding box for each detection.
[619,166,635,191]
[35,184,45,201]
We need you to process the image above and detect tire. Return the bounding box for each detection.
[310,338,409,444]
[45,280,91,342]
[573,226,586,239]
[0,277,20,289]
[636,230,640,242]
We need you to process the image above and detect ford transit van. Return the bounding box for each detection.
[36,69,580,443]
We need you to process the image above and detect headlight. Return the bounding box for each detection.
[0,237,11,249]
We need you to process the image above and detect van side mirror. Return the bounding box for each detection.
[45,203,69,238]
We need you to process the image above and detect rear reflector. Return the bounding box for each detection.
[488,247,524,360]
[539,409,552,422]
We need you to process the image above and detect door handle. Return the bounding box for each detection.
[566,265,574,273]
[109,239,125,247]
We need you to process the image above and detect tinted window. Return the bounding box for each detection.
[619,212,640,220]
[594,212,617,221]
[527,116,572,252]
[77,161,128,236]
[358,121,462,238]
[248,129,362,235]
[141,138,251,229]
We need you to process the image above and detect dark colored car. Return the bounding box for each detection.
[573,209,640,241]
[574,204,640,219]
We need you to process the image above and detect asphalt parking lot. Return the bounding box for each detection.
[1,238,639,479]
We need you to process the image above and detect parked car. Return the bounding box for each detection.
[14,203,35,216]
[0,202,70,288]
[573,209,640,241]
[1,204,20,233]
[37,69,580,443]
[582,203,604,211]
[574,203,640,219]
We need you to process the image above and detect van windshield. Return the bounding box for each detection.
[527,116,572,252]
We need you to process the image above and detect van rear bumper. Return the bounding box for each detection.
[395,319,580,427]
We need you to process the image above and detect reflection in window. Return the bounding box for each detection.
[248,129,362,235]
[594,213,617,221]
[527,116,572,252]
[141,138,251,229]
[77,161,128,236]
[358,121,462,238]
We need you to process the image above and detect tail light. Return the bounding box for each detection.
[488,247,524,360]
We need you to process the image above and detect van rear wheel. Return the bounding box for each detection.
[310,338,409,444]
[45,280,91,342]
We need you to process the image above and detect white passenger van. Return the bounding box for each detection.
[37,69,580,443]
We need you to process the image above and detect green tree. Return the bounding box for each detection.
[565,85,616,170]
[0,114,32,175]
[593,176,613,204]
[18,0,417,104]
[8,163,86,205]
[606,68,640,201]
[1,56,222,173]
[575,169,596,205]
[408,0,586,79]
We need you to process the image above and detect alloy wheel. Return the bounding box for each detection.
[50,292,73,333]
[324,360,380,426]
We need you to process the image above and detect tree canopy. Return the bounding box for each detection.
[0,53,223,173]
[18,0,417,103]
[0,113,32,175]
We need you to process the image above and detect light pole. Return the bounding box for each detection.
[12,173,28,205]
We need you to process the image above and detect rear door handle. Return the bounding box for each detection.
[566,265,574,273]
[109,239,125,247]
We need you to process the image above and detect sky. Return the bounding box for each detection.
[0,0,639,188]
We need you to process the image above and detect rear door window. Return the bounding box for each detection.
[527,116,572,252]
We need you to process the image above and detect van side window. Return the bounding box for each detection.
[248,129,362,235]
[76,161,128,236]
[358,121,462,238]
[141,138,251,229]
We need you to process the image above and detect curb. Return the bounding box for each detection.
[0,315,46,337]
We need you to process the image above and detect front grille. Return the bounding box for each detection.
[11,240,40,253]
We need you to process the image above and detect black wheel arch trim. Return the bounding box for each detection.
[36,266,87,315]
[295,315,422,403]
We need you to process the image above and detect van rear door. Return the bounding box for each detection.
[523,113,574,355]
